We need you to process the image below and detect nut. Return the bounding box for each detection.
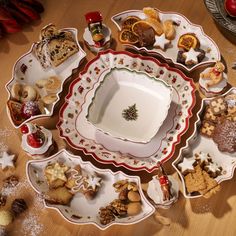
[128,190,141,202]
[110,199,127,217]
[118,188,128,201]
[99,207,115,225]
[127,182,138,191]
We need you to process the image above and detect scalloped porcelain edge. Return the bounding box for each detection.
[26,149,155,230]
[86,67,173,144]
[111,8,221,72]
[5,26,86,129]
[56,49,197,172]
[172,87,236,199]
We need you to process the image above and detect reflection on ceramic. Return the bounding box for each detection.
[172,88,236,198]
[5,27,86,129]
[86,68,172,143]
[57,50,196,172]
[111,9,220,72]
[204,0,236,35]
[26,149,155,230]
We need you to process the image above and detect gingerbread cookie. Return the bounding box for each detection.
[199,171,220,198]
[200,120,215,137]
[194,152,212,166]
[212,119,236,153]
[204,162,222,178]
[209,97,227,115]
[45,162,69,189]
[178,157,197,175]
[184,165,207,193]
[203,106,219,123]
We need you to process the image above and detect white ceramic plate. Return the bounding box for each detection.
[57,50,196,172]
[5,27,86,129]
[26,149,155,230]
[172,88,236,198]
[86,68,172,143]
[111,9,221,72]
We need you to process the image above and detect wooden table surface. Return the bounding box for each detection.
[1,0,236,235]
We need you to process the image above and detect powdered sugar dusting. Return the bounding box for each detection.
[21,213,43,236]
[1,178,28,196]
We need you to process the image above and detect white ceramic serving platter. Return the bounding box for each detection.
[86,68,172,143]
[172,88,236,198]
[26,149,155,230]
[57,50,196,172]
[111,9,221,72]
[5,27,86,129]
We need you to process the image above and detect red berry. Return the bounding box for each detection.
[26,131,45,148]
[21,124,29,134]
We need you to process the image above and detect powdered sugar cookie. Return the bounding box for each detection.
[153,34,171,50]
[204,162,222,178]
[0,151,16,170]
[194,152,212,166]
[178,157,196,175]
[182,47,200,66]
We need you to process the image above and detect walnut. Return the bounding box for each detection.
[99,207,115,225]
[127,182,138,191]
[113,179,128,192]
[110,199,127,217]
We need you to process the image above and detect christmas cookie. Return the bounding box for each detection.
[153,34,171,50]
[65,165,83,193]
[212,119,236,153]
[209,97,227,115]
[45,162,69,189]
[184,164,207,193]
[194,152,212,166]
[182,47,201,66]
[177,157,197,175]
[203,106,219,123]
[82,174,102,200]
[0,151,16,170]
[45,186,73,205]
[200,120,215,138]
[204,162,222,178]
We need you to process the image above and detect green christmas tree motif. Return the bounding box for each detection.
[122,104,138,121]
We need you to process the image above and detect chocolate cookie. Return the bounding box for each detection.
[213,119,236,153]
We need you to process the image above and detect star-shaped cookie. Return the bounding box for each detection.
[183,47,200,65]
[84,175,102,191]
[45,162,69,182]
[154,34,171,50]
[178,157,196,175]
[0,151,15,170]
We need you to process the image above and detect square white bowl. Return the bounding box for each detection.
[86,68,172,143]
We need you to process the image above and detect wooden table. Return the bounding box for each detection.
[1,0,236,235]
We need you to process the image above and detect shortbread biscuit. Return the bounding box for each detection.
[209,97,227,115]
[203,106,219,123]
[200,120,215,137]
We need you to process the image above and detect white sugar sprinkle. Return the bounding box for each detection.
[21,213,43,236]
[1,178,29,196]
